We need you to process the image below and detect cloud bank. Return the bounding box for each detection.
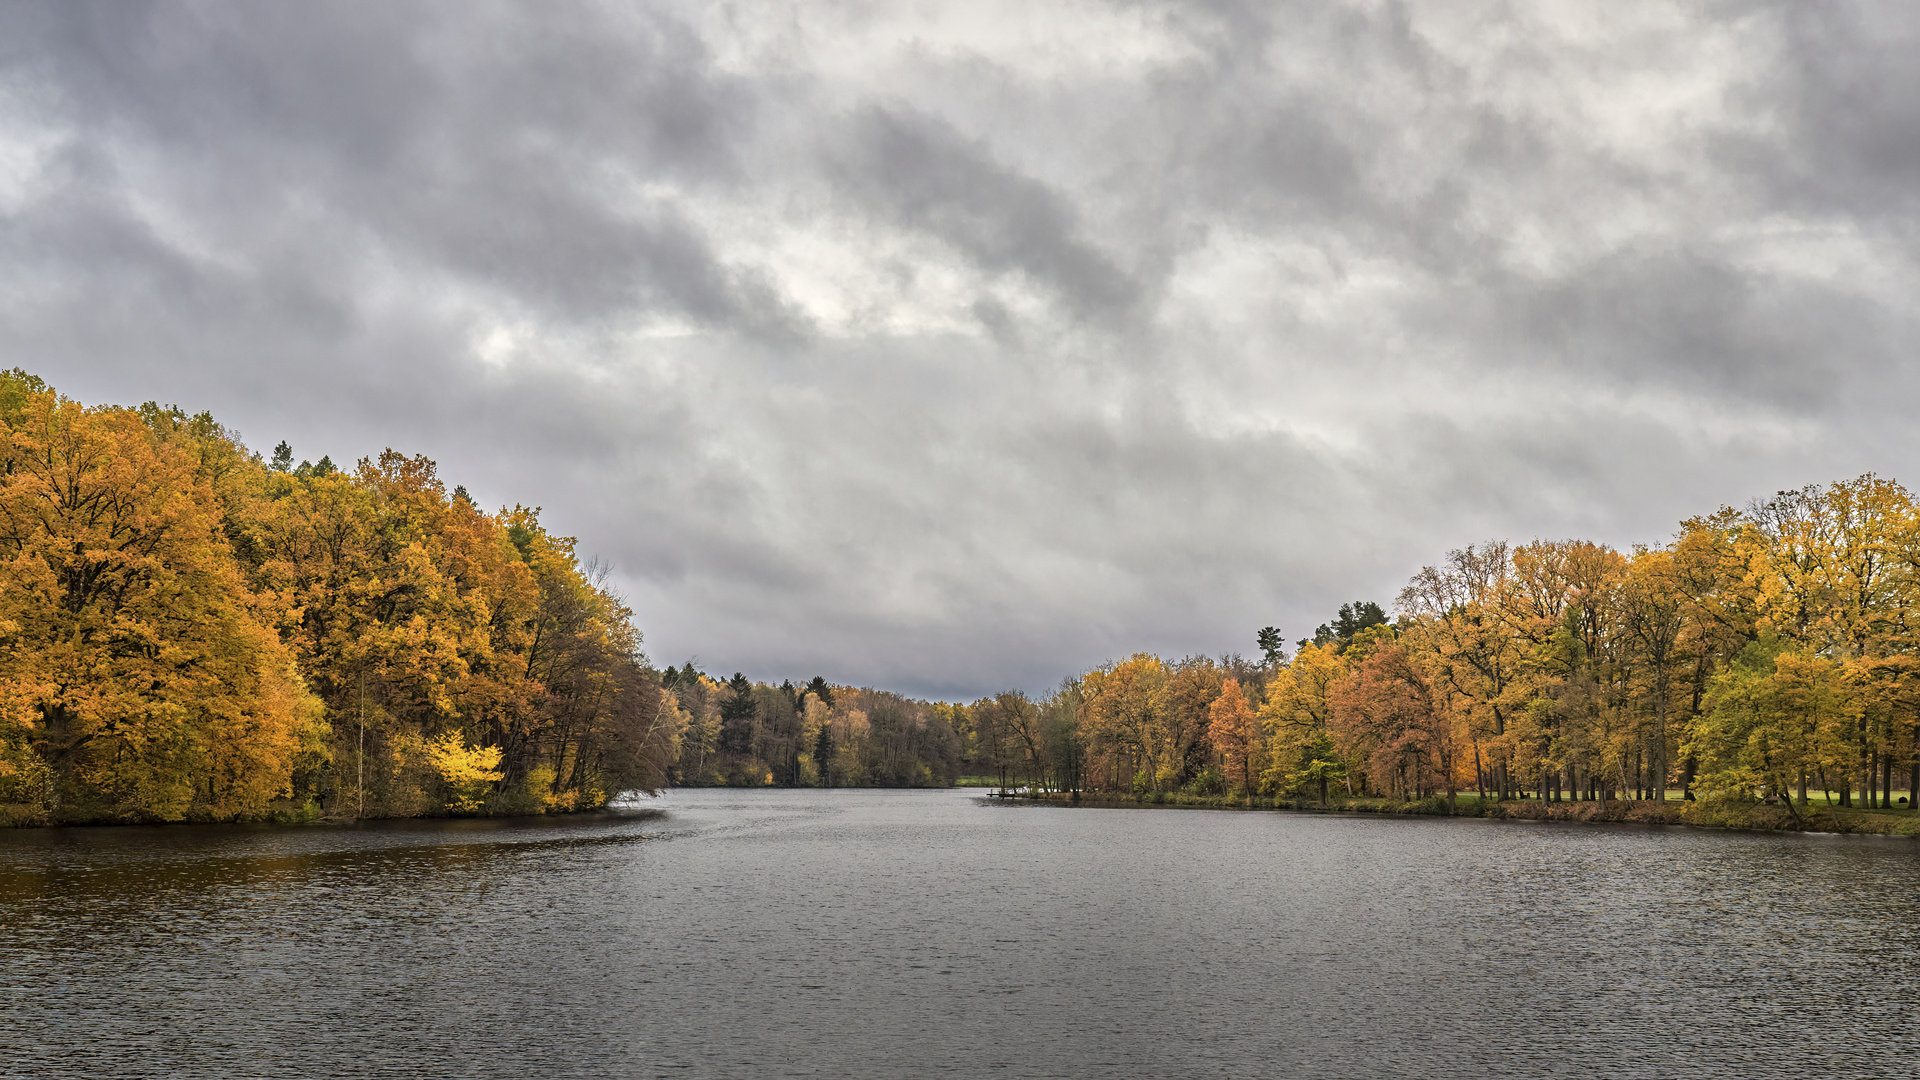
[5,1,1918,698]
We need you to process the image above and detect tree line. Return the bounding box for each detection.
[0,370,675,824]
[659,667,963,788]
[961,476,1920,815]
[10,369,1917,822]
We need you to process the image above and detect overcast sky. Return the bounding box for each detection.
[4,2,1918,699]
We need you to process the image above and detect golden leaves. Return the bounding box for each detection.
[0,387,316,822]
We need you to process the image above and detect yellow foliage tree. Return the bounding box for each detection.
[427,730,505,814]
[1081,654,1171,793]
[0,385,324,822]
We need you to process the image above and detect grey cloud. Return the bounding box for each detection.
[4,2,789,334]
[1485,247,1880,412]
[1757,5,1920,220]
[9,3,743,178]
[6,1,1920,698]
[827,106,1142,320]
[1178,96,1367,224]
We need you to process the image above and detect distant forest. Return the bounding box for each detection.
[660,669,960,788]
[4,369,1915,824]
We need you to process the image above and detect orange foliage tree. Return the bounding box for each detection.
[0,381,321,822]
[1207,678,1258,797]
[0,370,675,823]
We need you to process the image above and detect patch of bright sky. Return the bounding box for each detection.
[0,105,64,218]
[1155,225,1445,440]
[1359,2,1771,213]
[469,319,535,369]
[587,156,955,338]
[690,0,1201,85]
[639,162,1072,341]
[1419,0,1773,152]
[1725,215,1920,307]
[721,211,983,338]
[85,137,264,282]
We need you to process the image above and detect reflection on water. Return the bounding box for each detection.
[3,789,1917,1079]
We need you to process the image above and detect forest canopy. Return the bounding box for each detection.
[0,370,674,824]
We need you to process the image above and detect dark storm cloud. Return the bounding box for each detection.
[6,1,1920,697]
[3,2,787,332]
[1760,5,1920,219]
[1487,247,1882,411]
[828,106,1142,319]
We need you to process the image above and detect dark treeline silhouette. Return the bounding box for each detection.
[660,666,962,787]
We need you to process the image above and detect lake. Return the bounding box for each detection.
[3,788,1917,1078]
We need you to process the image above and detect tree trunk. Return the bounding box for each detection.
[1653,695,1670,806]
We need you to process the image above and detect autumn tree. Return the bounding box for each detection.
[1207,678,1258,797]
[1329,634,1460,811]
[1082,654,1173,794]
[0,385,323,822]
[1398,542,1517,798]
[1259,641,1345,793]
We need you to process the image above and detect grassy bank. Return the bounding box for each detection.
[1018,790,1920,836]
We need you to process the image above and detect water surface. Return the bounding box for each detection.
[4,788,1917,1078]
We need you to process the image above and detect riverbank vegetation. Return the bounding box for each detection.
[1024,790,1919,835]
[956,476,1920,832]
[10,369,1919,836]
[0,371,675,825]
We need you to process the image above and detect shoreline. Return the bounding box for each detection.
[12,786,1916,837]
[0,802,648,831]
[1011,791,1920,837]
